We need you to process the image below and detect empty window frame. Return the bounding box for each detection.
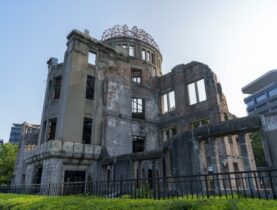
[151,53,155,65]
[82,118,92,144]
[146,51,150,61]
[88,51,96,65]
[132,136,145,153]
[53,76,62,99]
[141,49,146,60]
[132,98,145,119]
[86,75,95,100]
[129,46,135,56]
[161,127,177,142]
[161,91,175,114]
[188,79,207,105]
[190,118,209,129]
[48,118,57,140]
[131,69,142,84]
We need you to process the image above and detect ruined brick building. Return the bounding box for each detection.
[14,25,256,186]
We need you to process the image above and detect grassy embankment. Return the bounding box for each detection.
[0,194,277,210]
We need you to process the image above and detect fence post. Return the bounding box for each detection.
[268,170,277,199]
[157,175,160,200]
[205,174,209,198]
[120,176,123,195]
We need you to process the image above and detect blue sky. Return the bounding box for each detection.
[1,0,277,141]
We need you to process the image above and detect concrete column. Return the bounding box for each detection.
[238,133,251,171]
[209,137,220,173]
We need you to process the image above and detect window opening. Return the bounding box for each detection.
[161,91,175,114]
[146,51,150,61]
[86,75,95,100]
[53,76,62,99]
[82,118,92,144]
[141,49,146,60]
[161,127,177,142]
[131,69,142,84]
[151,53,155,64]
[48,118,57,140]
[188,79,206,105]
[129,46,135,56]
[132,98,145,119]
[88,51,96,65]
[132,136,145,152]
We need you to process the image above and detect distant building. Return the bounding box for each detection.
[11,122,40,185]
[242,70,277,115]
[9,123,22,144]
[0,139,3,144]
[9,122,40,145]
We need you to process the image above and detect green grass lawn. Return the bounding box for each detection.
[0,193,276,210]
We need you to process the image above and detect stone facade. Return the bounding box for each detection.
[17,25,257,186]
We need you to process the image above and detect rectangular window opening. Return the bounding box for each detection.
[188,79,206,105]
[146,51,150,61]
[142,50,146,60]
[129,46,135,56]
[131,69,142,84]
[53,76,62,99]
[88,51,96,65]
[161,91,175,114]
[161,127,177,142]
[82,118,92,144]
[132,98,145,119]
[48,118,57,140]
[151,53,155,65]
[132,136,145,153]
[86,75,95,100]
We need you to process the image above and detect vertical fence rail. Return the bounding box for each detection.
[1,169,277,199]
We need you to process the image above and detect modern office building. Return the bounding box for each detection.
[9,122,40,145]
[9,123,22,144]
[242,70,277,115]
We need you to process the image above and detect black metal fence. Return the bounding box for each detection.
[1,169,277,199]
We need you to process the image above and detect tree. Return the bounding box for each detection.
[250,132,268,168]
[0,143,18,185]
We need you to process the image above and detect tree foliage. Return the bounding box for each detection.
[0,143,18,184]
[250,132,268,168]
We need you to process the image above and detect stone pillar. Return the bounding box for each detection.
[25,164,35,185]
[238,133,251,171]
[209,137,220,173]
[238,132,256,193]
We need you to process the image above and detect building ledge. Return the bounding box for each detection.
[24,140,102,163]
